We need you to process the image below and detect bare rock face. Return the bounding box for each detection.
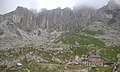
[52,56,62,63]
[0,0,120,48]
[13,7,37,32]
[1,6,94,32]
[0,20,50,49]
[0,0,120,33]
[0,20,22,48]
[106,0,120,10]
[84,21,120,46]
[36,7,74,31]
[36,7,95,32]
[2,6,38,32]
[95,0,120,31]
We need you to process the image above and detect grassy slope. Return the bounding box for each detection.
[0,46,119,72]
[71,45,120,62]
[99,46,120,62]
[82,29,104,35]
[0,29,119,72]
[55,30,120,62]
[55,32,105,47]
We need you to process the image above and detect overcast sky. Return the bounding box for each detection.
[0,0,111,14]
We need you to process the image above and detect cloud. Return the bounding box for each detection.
[0,0,110,14]
[30,0,75,9]
[115,0,120,5]
[0,0,30,14]
[74,0,109,8]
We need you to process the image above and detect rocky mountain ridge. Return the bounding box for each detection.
[0,1,120,72]
[0,0,120,48]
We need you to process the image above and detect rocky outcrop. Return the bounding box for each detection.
[52,56,62,63]
[84,21,120,46]
[0,0,120,48]
[1,6,38,32]
[95,0,120,31]
[37,7,94,31]
[0,0,120,32]
[0,20,50,49]
[1,6,95,32]
[37,7,75,31]
[106,0,120,10]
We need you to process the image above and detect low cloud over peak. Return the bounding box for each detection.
[0,0,110,14]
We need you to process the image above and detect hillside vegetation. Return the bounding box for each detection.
[55,30,120,62]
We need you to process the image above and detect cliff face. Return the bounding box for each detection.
[0,6,38,32]
[0,6,94,32]
[12,6,37,32]
[106,0,120,10]
[36,8,73,31]
[36,7,94,31]
[0,0,120,32]
[94,0,120,31]
[0,0,120,48]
